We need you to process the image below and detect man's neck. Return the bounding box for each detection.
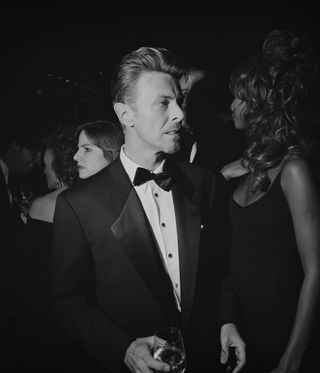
[123,145,165,171]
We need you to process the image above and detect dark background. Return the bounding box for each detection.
[2,3,320,138]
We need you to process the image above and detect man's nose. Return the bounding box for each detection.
[172,102,184,122]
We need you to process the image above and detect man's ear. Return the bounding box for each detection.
[113,102,134,129]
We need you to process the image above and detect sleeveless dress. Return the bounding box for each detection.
[228,172,304,372]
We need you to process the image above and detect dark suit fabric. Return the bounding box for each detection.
[0,168,26,306]
[50,157,228,372]
[0,167,26,367]
[12,217,102,372]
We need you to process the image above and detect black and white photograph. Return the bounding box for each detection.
[1,3,320,373]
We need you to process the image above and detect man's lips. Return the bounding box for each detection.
[165,128,181,135]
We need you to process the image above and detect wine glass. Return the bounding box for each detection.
[153,326,186,373]
[14,185,35,217]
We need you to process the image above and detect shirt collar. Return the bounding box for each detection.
[0,158,9,185]
[120,145,165,187]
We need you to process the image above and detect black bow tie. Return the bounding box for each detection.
[133,167,174,191]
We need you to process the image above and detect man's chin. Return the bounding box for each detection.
[163,143,181,155]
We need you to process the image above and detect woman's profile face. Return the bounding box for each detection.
[73,130,110,179]
[43,148,60,190]
[230,97,248,130]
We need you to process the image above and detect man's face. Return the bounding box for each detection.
[127,71,184,155]
[179,70,206,130]
[10,143,34,174]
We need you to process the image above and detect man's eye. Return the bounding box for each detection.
[160,100,169,106]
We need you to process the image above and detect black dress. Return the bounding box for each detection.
[228,172,304,372]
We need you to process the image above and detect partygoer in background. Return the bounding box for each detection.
[50,46,245,373]
[178,68,206,163]
[178,67,245,371]
[219,30,320,373]
[0,129,40,224]
[29,124,79,222]
[74,119,124,179]
[0,127,41,366]
[14,124,80,369]
[178,67,244,172]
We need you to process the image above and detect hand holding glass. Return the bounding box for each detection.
[153,326,186,373]
[14,186,34,217]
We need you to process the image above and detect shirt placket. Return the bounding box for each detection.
[151,183,181,310]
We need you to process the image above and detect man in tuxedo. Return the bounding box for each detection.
[0,131,36,297]
[178,68,245,171]
[50,47,245,373]
[0,131,38,363]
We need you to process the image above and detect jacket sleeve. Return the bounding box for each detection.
[218,275,239,328]
[50,192,134,372]
[213,172,240,328]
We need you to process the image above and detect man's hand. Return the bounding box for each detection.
[124,336,170,373]
[220,158,248,180]
[220,323,246,373]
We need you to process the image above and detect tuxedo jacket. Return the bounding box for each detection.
[0,167,26,314]
[0,166,11,235]
[0,167,12,296]
[50,157,226,372]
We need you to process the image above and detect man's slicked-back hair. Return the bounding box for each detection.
[110,47,185,105]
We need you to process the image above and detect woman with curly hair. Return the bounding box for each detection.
[29,124,79,221]
[220,30,320,373]
[15,124,80,369]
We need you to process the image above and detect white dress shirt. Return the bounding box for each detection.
[0,157,12,203]
[120,146,181,310]
[189,141,198,163]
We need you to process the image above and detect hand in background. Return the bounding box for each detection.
[220,158,248,181]
[220,323,246,373]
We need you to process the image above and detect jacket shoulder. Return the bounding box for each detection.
[62,165,110,198]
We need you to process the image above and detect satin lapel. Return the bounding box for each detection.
[110,161,178,319]
[172,168,201,325]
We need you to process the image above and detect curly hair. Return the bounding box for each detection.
[44,125,79,187]
[229,30,319,192]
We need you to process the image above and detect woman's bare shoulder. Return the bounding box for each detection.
[281,154,311,179]
[29,190,59,223]
[280,154,317,197]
